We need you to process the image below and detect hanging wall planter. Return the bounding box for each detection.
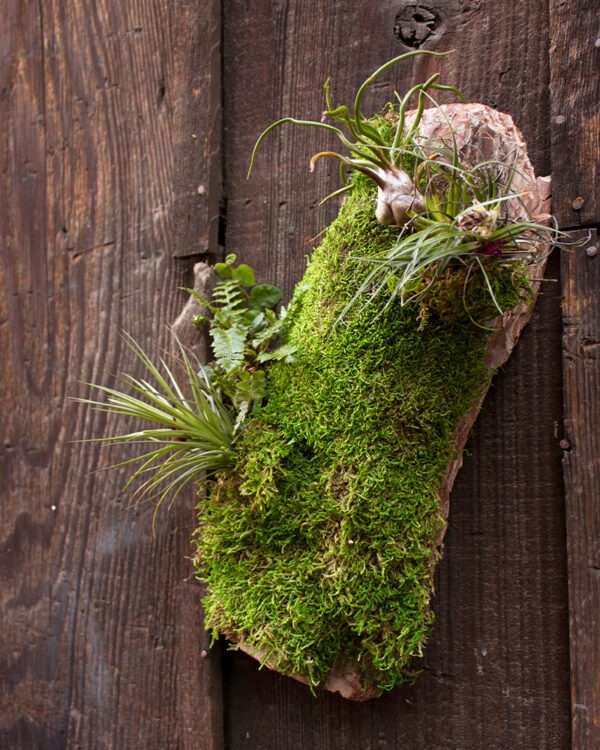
[81,53,554,701]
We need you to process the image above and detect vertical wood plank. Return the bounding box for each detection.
[171,0,223,259]
[0,1,223,747]
[549,0,599,227]
[220,1,570,748]
[561,229,600,750]
[222,254,571,750]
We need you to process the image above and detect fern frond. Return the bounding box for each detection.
[211,327,247,373]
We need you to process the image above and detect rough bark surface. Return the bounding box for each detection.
[414,104,553,530]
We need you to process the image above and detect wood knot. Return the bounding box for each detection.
[393,3,445,48]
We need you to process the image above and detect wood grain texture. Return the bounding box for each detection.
[0,1,223,747]
[561,229,600,750]
[171,0,223,259]
[550,0,599,227]
[223,254,570,750]
[220,0,570,746]
[1,0,585,746]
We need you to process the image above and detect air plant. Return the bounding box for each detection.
[344,154,556,321]
[248,50,464,226]
[77,259,293,517]
[76,334,237,517]
[249,52,558,321]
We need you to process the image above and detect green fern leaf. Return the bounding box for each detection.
[211,326,247,372]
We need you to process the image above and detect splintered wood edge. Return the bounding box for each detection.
[200,104,554,701]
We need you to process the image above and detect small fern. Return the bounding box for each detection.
[187,253,296,426]
[210,327,247,372]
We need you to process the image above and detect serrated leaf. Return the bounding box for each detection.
[233,369,267,406]
[210,326,247,372]
[256,343,297,364]
[234,400,250,433]
[182,286,210,305]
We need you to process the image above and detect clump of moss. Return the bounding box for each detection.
[193,175,529,694]
[410,262,533,327]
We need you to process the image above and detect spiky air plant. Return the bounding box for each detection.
[76,334,237,521]
[76,258,292,522]
[248,50,464,226]
[345,155,557,321]
[248,51,555,321]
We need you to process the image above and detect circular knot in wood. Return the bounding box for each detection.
[393,3,444,48]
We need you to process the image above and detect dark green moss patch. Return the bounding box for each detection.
[193,176,530,693]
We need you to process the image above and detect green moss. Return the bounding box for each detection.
[193,176,529,694]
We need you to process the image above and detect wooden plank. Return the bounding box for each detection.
[0,1,223,747]
[220,0,570,747]
[549,0,599,227]
[552,3,600,744]
[561,229,600,750]
[171,0,223,259]
[223,254,570,749]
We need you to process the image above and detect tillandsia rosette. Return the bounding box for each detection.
[80,52,556,700]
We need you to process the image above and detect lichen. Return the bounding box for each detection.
[193,175,530,693]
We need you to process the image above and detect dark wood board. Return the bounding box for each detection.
[171,0,223,259]
[222,254,571,750]
[220,1,570,747]
[549,0,599,228]
[561,229,600,750]
[1,0,590,747]
[0,1,222,748]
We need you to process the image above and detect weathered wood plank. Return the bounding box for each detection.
[561,229,600,750]
[550,0,599,227]
[220,0,570,747]
[223,255,570,750]
[0,1,223,747]
[0,0,580,746]
[171,0,223,259]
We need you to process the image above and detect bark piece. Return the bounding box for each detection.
[171,262,216,362]
[237,103,553,700]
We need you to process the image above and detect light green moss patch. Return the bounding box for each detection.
[194,176,528,693]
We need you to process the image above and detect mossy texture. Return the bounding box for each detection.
[194,177,525,694]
